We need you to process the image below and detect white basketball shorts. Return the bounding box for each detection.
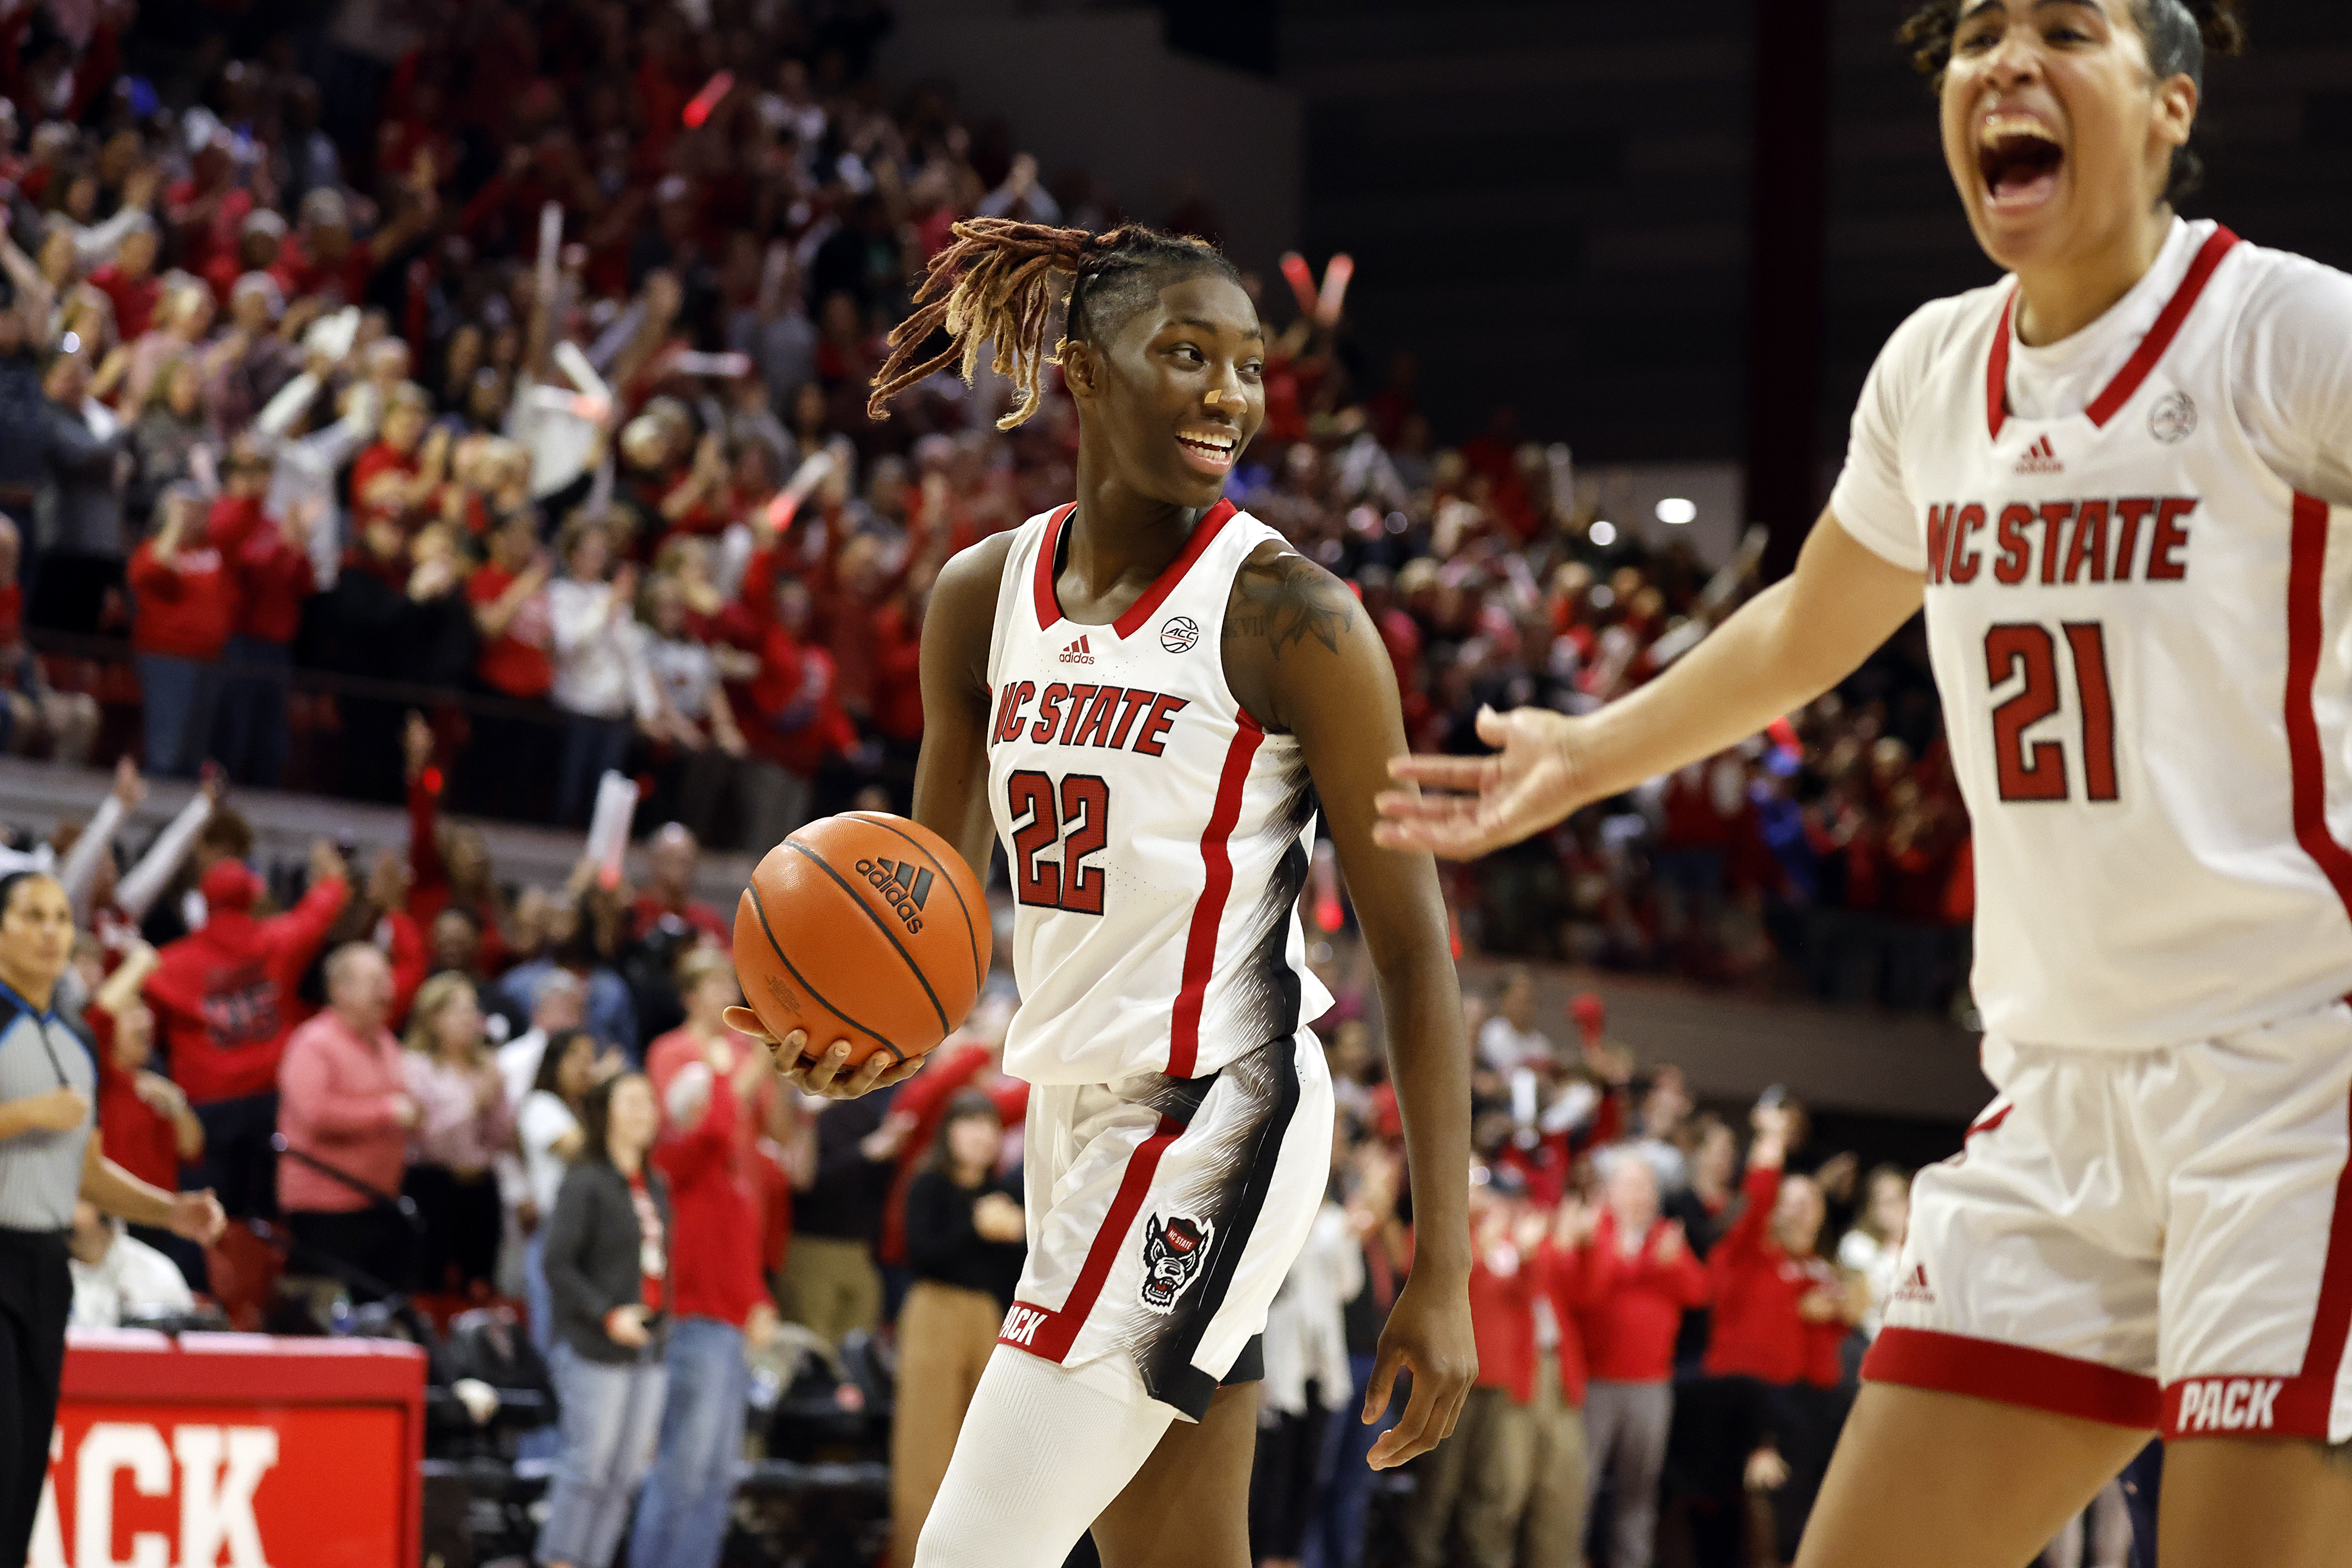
[1865,996,2352,1444]
[995,1029,1334,1419]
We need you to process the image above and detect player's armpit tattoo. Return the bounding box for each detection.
[1226,554,1355,659]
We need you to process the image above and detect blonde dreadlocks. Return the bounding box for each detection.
[867,217,1240,430]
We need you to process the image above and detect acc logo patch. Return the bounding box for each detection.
[1159,615,1200,654]
[1138,1212,1214,1314]
[2150,390,2197,444]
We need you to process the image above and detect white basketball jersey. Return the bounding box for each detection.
[983,500,1333,1085]
[1871,223,2352,1051]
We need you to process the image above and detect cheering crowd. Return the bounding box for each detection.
[0,0,1969,1013]
[10,717,1932,1568]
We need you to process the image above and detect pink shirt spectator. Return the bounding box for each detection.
[276,1008,409,1214]
[402,1051,515,1178]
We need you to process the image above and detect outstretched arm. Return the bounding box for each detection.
[1375,511,1922,858]
[1228,544,1477,1470]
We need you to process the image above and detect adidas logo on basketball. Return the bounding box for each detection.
[1060,635,1094,665]
[855,857,934,935]
[2015,435,2063,475]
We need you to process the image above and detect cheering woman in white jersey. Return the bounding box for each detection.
[736,219,1476,1568]
[1380,2,2352,1564]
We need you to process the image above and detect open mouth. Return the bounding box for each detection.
[1176,426,1238,476]
[1977,113,2064,214]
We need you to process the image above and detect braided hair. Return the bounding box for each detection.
[867,218,1241,430]
[1898,0,2247,204]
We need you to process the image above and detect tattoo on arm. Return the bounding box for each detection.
[1225,554,1356,659]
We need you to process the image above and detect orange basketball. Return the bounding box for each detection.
[731,811,991,1070]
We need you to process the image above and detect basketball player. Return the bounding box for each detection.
[1376,2,2352,1563]
[737,218,1476,1568]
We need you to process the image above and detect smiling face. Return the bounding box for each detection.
[1066,272,1264,511]
[1939,0,2197,274]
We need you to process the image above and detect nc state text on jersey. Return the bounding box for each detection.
[990,682,1191,755]
[1923,495,2197,588]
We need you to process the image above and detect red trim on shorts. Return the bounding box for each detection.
[1984,227,2237,440]
[997,1114,1185,1363]
[1864,1327,2160,1429]
[1168,713,1265,1078]
[1112,499,1239,640]
[2083,227,2238,428]
[1032,504,1078,631]
[2167,1080,2352,1440]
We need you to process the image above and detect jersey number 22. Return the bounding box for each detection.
[1008,770,1109,915]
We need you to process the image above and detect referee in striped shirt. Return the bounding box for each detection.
[0,868,224,1567]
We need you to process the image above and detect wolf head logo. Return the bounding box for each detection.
[1138,1212,1213,1314]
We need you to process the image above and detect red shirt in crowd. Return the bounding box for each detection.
[745,625,856,778]
[348,440,420,533]
[630,891,728,947]
[95,1054,183,1191]
[647,1029,778,1328]
[1702,1164,1846,1388]
[1467,1234,1597,1409]
[467,563,555,699]
[269,234,375,309]
[89,261,160,341]
[128,535,235,661]
[1581,1211,1710,1383]
[403,774,509,973]
[208,495,315,645]
[143,862,349,1105]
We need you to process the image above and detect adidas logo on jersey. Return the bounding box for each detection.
[2174,1377,2283,1434]
[1060,635,1095,665]
[2014,435,2063,475]
[854,857,933,935]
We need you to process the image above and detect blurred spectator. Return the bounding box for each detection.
[65,1199,193,1327]
[208,454,318,787]
[517,1027,617,1353]
[547,515,642,827]
[28,348,134,637]
[1583,1153,1706,1568]
[785,1083,912,1346]
[496,967,586,1111]
[143,839,348,1220]
[0,516,99,764]
[1836,1164,1911,1343]
[1476,968,1549,1074]
[1702,1106,1859,1566]
[1404,1171,1591,1568]
[633,948,781,1568]
[401,971,514,1296]
[276,942,416,1297]
[539,1071,670,1568]
[1250,1152,1364,1568]
[126,481,231,776]
[891,1093,1025,1568]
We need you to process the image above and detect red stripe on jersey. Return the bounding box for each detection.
[1000,1113,1185,1362]
[1169,713,1265,1077]
[2085,227,2239,428]
[1985,227,2238,441]
[1986,292,2015,441]
[1113,499,1239,640]
[1033,504,1078,631]
[2285,492,2352,921]
[1865,1328,2160,1429]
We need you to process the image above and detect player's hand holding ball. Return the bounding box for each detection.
[730,811,991,1100]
